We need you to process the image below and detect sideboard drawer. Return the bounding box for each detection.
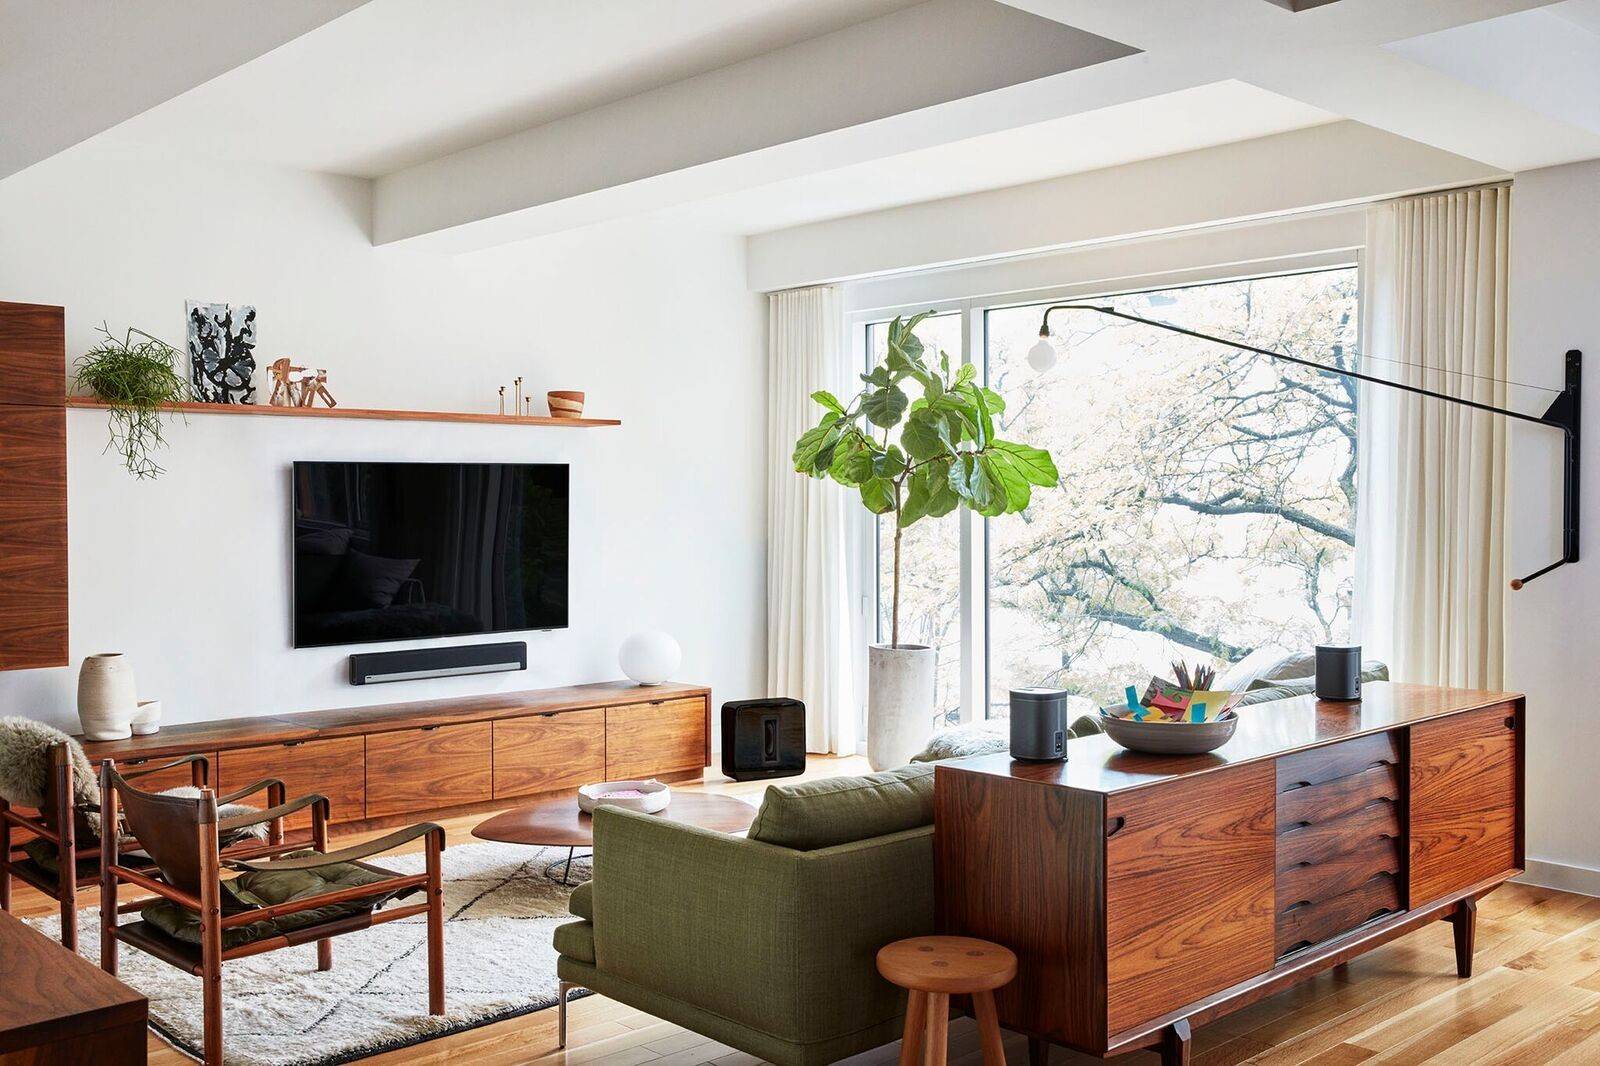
[1276,871,1403,958]
[494,709,605,798]
[120,752,216,792]
[1277,732,1400,792]
[1411,703,1520,905]
[218,737,366,828]
[367,723,492,820]
[605,698,706,780]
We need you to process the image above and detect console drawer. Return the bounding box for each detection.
[219,737,366,829]
[494,709,605,798]
[1276,872,1403,958]
[1276,798,1402,869]
[1277,762,1401,832]
[1277,732,1400,792]
[367,723,492,820]
[120,752,216,792]
[1277,834,1403,914]
[605,698,706,780]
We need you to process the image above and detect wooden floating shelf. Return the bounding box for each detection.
[65,397,620,428]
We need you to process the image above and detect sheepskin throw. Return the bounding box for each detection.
[0,716,97,812]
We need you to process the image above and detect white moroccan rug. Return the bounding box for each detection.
[26,841,592,1066]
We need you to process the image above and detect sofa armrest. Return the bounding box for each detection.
[590,806,932,1046]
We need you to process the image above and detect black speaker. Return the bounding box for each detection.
[348,641,526,685]
[721,698,806,781]
[1315,643,1362,701]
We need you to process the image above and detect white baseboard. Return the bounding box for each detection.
[1515,859,1600,898]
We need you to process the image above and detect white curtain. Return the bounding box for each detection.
[767,285,856,753]
[1355,185,1509,688]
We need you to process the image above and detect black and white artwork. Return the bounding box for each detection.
[186,301,258,404]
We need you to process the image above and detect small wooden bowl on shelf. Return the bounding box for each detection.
[546,390,586,419]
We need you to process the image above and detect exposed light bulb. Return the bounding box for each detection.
[1027,336,1058,372]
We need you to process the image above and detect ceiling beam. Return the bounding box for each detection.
[370,0,1141,250]
[0,0,368,181]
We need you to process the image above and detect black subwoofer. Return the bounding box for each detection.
[720,698,806,781]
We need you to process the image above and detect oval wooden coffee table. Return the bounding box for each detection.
[473,791,757,884]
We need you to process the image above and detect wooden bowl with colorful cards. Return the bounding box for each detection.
[1099,678,1243,756]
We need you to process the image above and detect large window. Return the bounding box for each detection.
[864,267,1358,726]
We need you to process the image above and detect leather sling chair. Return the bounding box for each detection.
[98,760,446,1066]
[0,745,291,951]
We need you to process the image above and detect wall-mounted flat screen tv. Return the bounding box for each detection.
[292,461,569,648]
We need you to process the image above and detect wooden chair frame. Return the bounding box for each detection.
[97,759,445,1066]
[0,745,246,950]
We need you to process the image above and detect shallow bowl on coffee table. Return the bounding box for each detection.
[577,779,671,814]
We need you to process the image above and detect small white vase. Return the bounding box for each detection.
[867,643,937,771]
[78,653,138,741]
[131,699,162,736]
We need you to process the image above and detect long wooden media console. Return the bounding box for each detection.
[934,682,1524,1065]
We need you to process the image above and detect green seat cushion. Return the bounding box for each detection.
[553,919,595,964]
[570,880,593,920]
[141,851,407,949]
[747,765,933,851]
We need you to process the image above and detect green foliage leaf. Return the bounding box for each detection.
[990,439,1059,487]
[862,386,909,428]
[900,407,951,461]
[827,433,874,485]
[791,417,841,474]
[810,390,845,415]
[981,451,1031,512]
[860,478,897,515]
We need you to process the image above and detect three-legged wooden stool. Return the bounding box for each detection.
[877,935,1018,1066]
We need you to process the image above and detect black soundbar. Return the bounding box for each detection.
[348,641,527,686]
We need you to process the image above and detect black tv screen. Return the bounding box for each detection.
[292,461,569,648]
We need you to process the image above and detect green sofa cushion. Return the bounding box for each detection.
[554,919,596,964]
[570,880,593,920]
[747,765,933,851]
[141,851,406,949]
[1239,663,1390,705]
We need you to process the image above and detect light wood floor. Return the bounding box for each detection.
[10,755,1600,1065]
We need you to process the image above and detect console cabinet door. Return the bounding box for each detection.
[1104,761,1277,1036]
[605,698,706,780]
[367,723,492,819]
[493,709,605,798]
[0,404,66,670]
[218,737,367,828]
[1410,703,1520,905]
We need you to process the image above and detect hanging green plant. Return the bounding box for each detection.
[74,323,190,479]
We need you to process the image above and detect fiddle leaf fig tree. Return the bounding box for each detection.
[792,311,1060,647]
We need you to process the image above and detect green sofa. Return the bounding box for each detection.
[554,766,935,1066]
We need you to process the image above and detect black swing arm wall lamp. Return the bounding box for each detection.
[1030,304,1582,590]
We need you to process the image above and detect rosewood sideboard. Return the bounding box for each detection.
[934,682,1524,1065]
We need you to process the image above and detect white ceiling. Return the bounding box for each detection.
[94,0,924,178]
[671,81,1337,235]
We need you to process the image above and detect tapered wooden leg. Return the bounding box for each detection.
[923,992,949,1066]
[898,991,928,1066]
[313,798,332,971]
[58,886,76,951]
[971,990,1006,1066]
[1452,896,1477,978]
[558,981,576,1048]
[1,798,12,911]
[99,763,119,976]
[425,830,445,1015]
[1159,1019,1191,1066]
[1028,1036,1049,1066]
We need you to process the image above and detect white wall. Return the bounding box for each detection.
[1506,158,1600,893]
[0,143,767,734]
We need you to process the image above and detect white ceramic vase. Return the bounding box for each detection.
[78,653,138,741]
[866,643,936,771]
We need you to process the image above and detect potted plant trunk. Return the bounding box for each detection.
[793,313,1060,769]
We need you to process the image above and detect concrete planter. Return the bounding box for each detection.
[867,643,936,771]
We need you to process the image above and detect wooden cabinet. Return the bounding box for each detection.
[605,698,705,780]
[1410,703,1520,905]
[1104,762,1276,1034]
[218,738,366,829]
[367,723,492,820]
[935,684,1526,1063]
[493,710,605,798]
[0,302,66,672]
